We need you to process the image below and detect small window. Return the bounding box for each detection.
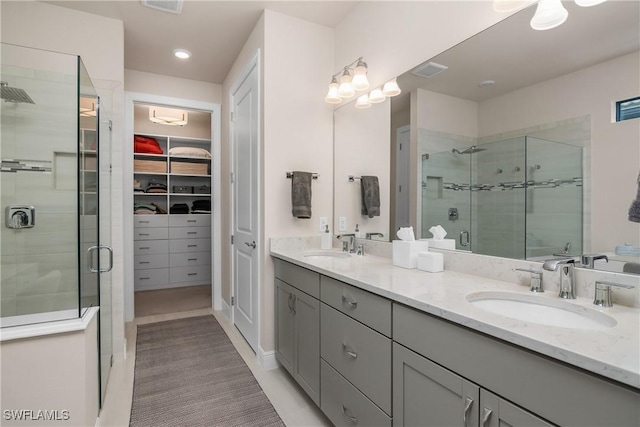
[616,96,640,122]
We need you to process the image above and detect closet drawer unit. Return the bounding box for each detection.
[169,215,211,228]
[134,268,169,288]
[134,227,169,241]
[169,238,211,253]
[134,239,169,255]
[169,252,211,268]
[321,304,392,414]
[134,215,168,228]
[134,254,169,270]
[320,276,392,337]
[170,265,211,283]
[169,226,211,240]
[320,360,391,427]
[273,259,320,299]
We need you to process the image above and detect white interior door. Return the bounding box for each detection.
[395,125,410,232]
[231,56,259,352]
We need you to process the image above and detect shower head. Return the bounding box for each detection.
[1,81,35,104]
[452,145,486,155]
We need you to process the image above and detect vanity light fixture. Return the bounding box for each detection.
[325,57,369,103]
[173,49,192,59]
[149,106,188,126]
[337,67,355,99]
[494,0,608,31]
[325,76,342,104]
[382,78,401,97]
[355,94,371,109]
[368,88,386,104]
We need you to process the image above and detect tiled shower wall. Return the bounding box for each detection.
[1,52,79,317]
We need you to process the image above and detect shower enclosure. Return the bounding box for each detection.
[421,136,583,259]
[1,43,113,404]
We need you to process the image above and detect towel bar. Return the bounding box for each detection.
[348,175,361,182]
[286,172,318,179]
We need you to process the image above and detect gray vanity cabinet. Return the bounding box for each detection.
[479,389,554,427]
[274,260,320,405]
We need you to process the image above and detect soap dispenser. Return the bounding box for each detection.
[355,224,364,239]
[321,224,332,250]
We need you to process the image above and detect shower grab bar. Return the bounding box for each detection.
[87,245,114,273]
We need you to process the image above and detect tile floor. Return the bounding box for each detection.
[97,307,330,427]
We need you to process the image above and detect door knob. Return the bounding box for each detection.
[245,241,257,249]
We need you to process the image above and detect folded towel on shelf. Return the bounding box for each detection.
[360,175,380,218]
[134,135,163,155]
[628,171,640,223]
[134,204,157,215]
[191,199,211,213]
[291,171,312,218]
[170,203,190,214]
[146,179,167,193]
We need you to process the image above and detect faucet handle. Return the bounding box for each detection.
[515,268,544,293]
[581,253,609,268]
[593,280,634,307]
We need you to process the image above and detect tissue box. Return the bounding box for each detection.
[393,240,429,269]
[418,252,444,273]
[425,238,456,250]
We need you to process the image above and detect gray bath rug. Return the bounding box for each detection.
[129,315,284,427]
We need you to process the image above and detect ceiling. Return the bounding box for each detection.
[391,1,640,113]
[45,0,359,84]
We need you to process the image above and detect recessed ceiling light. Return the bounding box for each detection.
[479,80,495,88]
[173,49,191,60]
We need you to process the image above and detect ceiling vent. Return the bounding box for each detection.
[141,0,184,15]
[412,62,448,78]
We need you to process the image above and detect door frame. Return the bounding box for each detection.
[123,92,222,322]
[228,49,261,351]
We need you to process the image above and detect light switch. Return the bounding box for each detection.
[338,216,347,232]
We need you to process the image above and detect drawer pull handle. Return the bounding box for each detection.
[188,258,197,261]
[342,405,358,424]
[341,295,358,308]
[188,245,197,248]
[342,343,358,359]
[187,220,196,223]
[139,261,150,264]
[188,273,198,276]
[139,247,150,250]
[139,220,149,223]
[139,277,150,280]
[481,408,492,427]
[138,233,150,236]
[463,397,474,427]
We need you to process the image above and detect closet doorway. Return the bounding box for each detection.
[124,93,222,322]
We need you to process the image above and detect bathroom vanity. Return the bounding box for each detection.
[271,246,640,427]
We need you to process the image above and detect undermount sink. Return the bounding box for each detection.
[466,291,617,330]
[303,250,351,259]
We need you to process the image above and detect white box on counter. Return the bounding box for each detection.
[392,240,429,269]
[424,238,456,250]
[418,252,444,272]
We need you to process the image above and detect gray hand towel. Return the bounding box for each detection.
[629,171,640,223]
[360,175,380,218]
[291,171,312,218]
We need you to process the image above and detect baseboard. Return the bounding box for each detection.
[221,298,231,321]
[258,346,279,371]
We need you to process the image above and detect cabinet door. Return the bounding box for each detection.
[480,389,555,427]
[293,289,320,405]
[393,343,480,427]
[275,279,295,375]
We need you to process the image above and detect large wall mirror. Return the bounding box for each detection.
[334,1,640,274]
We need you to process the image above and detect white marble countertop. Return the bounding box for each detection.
[270,247,640,389]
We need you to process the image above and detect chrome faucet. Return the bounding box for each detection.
[542,258,576,299]
[366,232,384,240]
[581,253,609,269]
[593,280,634,307]
[337,233,356,253]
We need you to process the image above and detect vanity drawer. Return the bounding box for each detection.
[170,265,211,283]
[134,227,169,241]
[321,303,392,414]
[169,252,211,268]
[321,275,392,337]
[320,359,391,427]
[134,254,168,270]
[274,259,320,299]
[169,238,210,253]
[169,215,211,228]
[134,215,168,228]
[134,239,168,255]
[134,268,169,288]
[169,226,210,240]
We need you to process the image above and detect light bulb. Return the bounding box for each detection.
[173,49,192,59]
[338,68,355,99]
[351,59,369,91]
[325,77,342,104]
[575,0,606,6]
[368,88,385,103]
[492,0,535,12]
[530,0,568,30]
[355,94,371,109]
[382,78,401,97]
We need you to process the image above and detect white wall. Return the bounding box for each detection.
[1,0,126,365]
[479,52,640,252]
[125,69,222,104]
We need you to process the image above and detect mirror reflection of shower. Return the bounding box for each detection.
[1,81,35,104]
[451,145,487,155]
